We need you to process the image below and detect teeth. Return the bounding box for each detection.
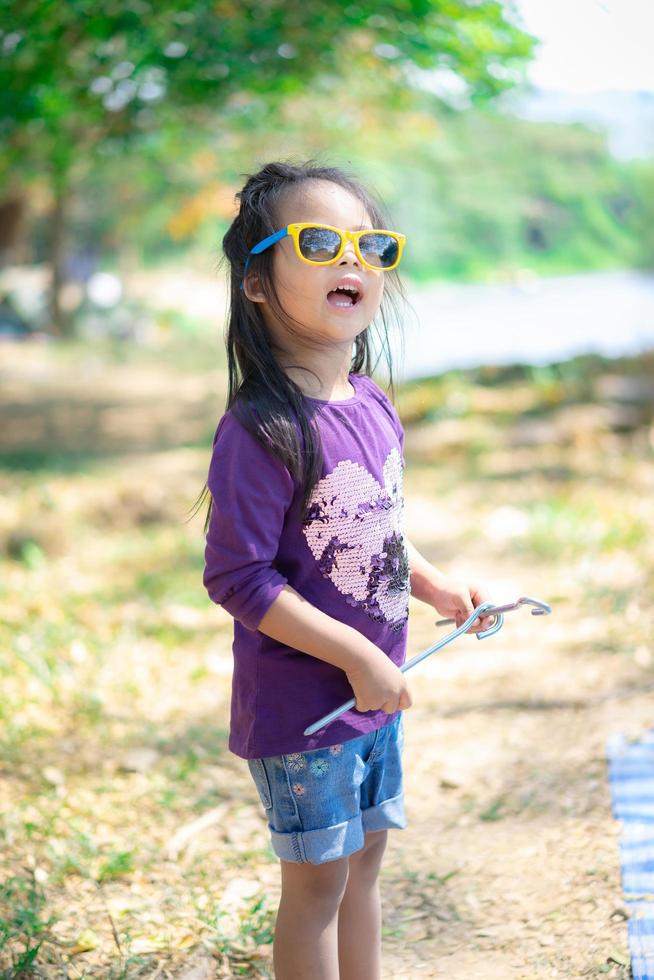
[337,285,358,294]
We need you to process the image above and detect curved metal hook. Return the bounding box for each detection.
[477,610,504,638]
[304,601,500,737]
[481,595,552,617]
[303,596,552,737]
[436,595,552,631]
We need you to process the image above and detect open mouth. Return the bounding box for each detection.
[326,286,362,309]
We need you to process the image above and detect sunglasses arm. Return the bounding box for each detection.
[242,227,290,277]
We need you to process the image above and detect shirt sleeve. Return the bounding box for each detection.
[363,376,405,457]
[202,411,296,632]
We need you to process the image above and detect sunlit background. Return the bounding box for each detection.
[1,2,653,977]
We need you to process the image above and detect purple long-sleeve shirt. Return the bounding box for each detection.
[203,372,411,759]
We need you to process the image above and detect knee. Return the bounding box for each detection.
[348,830,387,886]
[281,856,349,913]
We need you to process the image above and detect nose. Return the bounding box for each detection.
[339,238,360,266]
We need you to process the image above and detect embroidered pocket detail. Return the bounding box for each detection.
[329,744,344,756]
[292,783,306,796]
[310,758,330,778]
[286,753,307,772]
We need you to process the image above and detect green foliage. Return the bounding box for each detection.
[517,495,648,561]
[97,849,136,882]
[0,874,56,975]
[624,158,654,268]
[0,1,535,183]
[196,893,275,959]
[344,100,642,279]
[51,74,646,283]
[0,2,537,336]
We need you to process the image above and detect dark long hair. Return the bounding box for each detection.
[189,158,407,532]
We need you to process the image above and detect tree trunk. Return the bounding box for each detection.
[0,196,26,264]
[48,181,69,336]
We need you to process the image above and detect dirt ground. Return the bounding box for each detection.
[227,519,643,979]
[379,551,636,979]
[368,455,651,980]
[178,469,650,980]
[2,341,653,978]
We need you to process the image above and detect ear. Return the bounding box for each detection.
[242,273,267,304]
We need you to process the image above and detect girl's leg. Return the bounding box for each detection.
[274,854,350,980]
[337,829,388,980]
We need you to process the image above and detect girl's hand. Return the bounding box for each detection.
[346,645,413,715]
[431,576,495,634]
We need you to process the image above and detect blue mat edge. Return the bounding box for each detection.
[608,730,654,979]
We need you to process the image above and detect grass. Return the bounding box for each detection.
[516,494,649,560]
[1,340,653,975]
[0,874,56,976]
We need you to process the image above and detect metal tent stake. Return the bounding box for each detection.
[303,596,552,737]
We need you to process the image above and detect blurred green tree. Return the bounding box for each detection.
[626,160,654,269]
[0,1,534,334]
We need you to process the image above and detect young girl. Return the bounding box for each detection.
[199,160,493,980]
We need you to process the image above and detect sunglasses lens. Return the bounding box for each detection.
[359,233,399,269]
[298,227,342,263]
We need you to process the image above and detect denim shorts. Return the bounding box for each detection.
[247,713,406,865]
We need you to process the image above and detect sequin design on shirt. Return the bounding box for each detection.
[302,448,409,632]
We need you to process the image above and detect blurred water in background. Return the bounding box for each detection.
[3,266,654,381]
[389,269,654,380]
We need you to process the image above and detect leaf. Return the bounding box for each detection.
[69,929,99,955]
[607,950,630,967]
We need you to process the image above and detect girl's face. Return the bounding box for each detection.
[247,180,385,349]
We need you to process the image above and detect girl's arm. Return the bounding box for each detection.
[405,538,448,605]
[258,583,381,675]
[258,584,412,714]
[405,537,495,632]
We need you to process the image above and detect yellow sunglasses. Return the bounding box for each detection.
[242,222,406,283]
